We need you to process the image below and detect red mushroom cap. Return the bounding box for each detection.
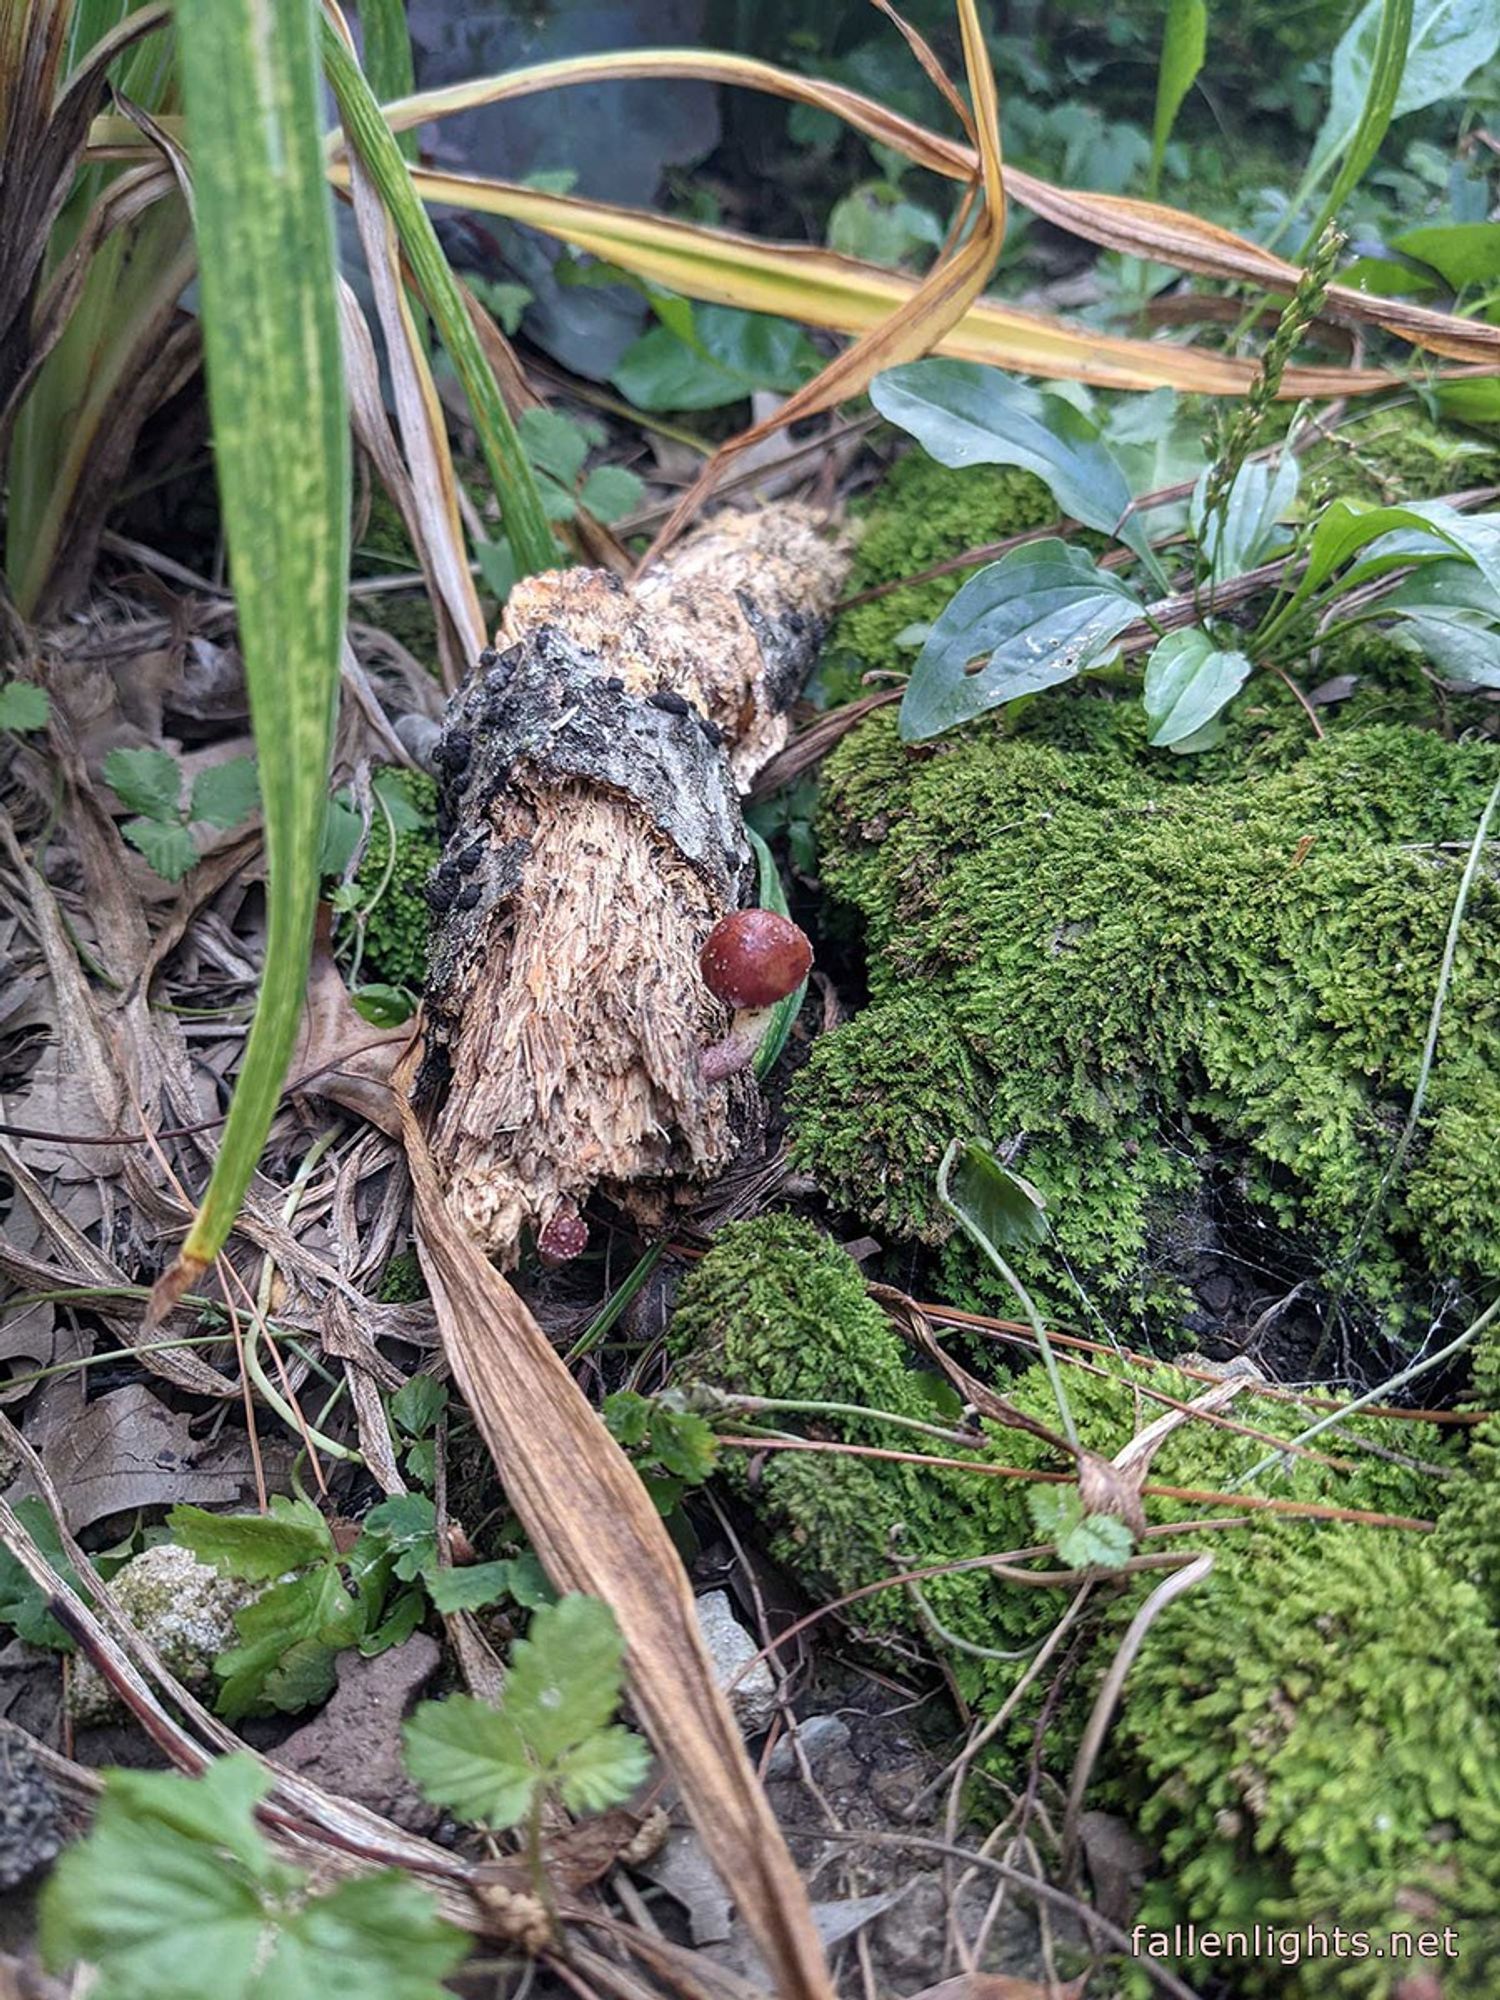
[537,1208,590,1266]
[700,908,812,1010]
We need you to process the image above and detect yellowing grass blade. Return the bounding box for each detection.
[159,0,348,1307]
[378,164,1400,396]
[371,41,1500,371]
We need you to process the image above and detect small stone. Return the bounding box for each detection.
[0,1731,63,1890]
[68,1544,247,1726]
[693,1589,777,1735]
[762,1712,851,1779]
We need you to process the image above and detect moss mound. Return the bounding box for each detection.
[828,450,1057,685]
[790,708,1500,1335]
[669,1216,1495,1996]
[349,769,438,990]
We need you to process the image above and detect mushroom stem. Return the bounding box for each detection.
[701,1006,775,1083]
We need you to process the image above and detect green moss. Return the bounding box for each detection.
[792,709,1500,1332]
[827,451,1057,686]
[670,1217,1490,1997]
[350,770,438,989]
[376,1249,427,1304]
[1300,401,1500,513]
[351,486,440,668]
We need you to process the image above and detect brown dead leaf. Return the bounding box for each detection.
[10,1382,254,1531]
[395,1038,835,2000]
[287,915,410,1137]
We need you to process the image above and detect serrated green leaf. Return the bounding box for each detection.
[358,1494,439,1583]
[217,1567,358,1720]
[613,304,819,412]
[371,767,429,834]
[505,1595,626,1765]
[40,1755,466,2000]
[1059,1511,1136,1569]
[190,756,260,830]
[578,463,644,523]
[170,1496,334,1582]
[0,1495,82,1651]
[518,407,591,488]
[1026,1485,1084,1542]
[899,541,1141,742]
[121,818,200,882]
[390,1376,447,1438]
[403,1694,540,1828]
[425,1561,521,1614]
[0,681,49,731]
[554,1725,652,1814]
[104,747,184,821]
[1143,630,1252,747]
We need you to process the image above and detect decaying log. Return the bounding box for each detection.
[416,505,849,1263]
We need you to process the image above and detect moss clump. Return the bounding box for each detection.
[828,451,1056,685]
[1299,402,1500,514]
[791,709,1500,1332]
[350,770,438,990]
[376,1249,427,1305]
[351,486,440,668]
[670,1217,1490,1997]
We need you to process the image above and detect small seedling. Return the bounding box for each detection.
[40,1753,467,2000]
[1026,1485,1136,1570]
[602,1389,719,1514]
[403,1594,651,1930]
[102,747,259,883]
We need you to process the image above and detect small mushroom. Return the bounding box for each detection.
[537,1206,590,1265]
[699,908,812,1082]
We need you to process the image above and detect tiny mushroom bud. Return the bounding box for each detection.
[537,1206,589,1266]
[699,908,812,1082]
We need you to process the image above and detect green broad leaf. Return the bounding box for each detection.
[939,1141,1051,1252]
[217,1566,359,1720]
[269,1870,470,1999]
[40,1755,467,2000]
[475,536,518,604]
[504,1594,628,1765]
[578,463,645,523]
[1193,455,1300,584]
[1143,630,1253,747]
[602,1392,718,1483]
[1149,0,1206,197]
[745,826,806,1077]
[104,746,184,822]
[468,276,533,334]
[189,756,260,831]
[1379,561,1500,685]
[518,407,592,488]
[361,1588,427,1657]
[358,1494,439,1583]
[1305,0,1498,199]
[613,304,819,412]
[403,1694,540,1828]
[504,1552,555,1610]
[1340,252,1441,298]
[319,796,363,878]
[554,1725,652,1815]
[122,818,199,883]
[827,182,943,266]
[1390,221,1500,293]
[173,0,350,1281]
[0,1495,81,1651]
[350,983,415,1027]
[870,362,1161,576]
[1299,0,1414,247]
[899,541,1141,742]
[1026,1487,1135,1570]
[170,1496,335,1582]
[1264,499,1500,643]
[390,1376,446,1437]
[425,1561,523,1614]
[0,681,49,731]
[371,767,430,836]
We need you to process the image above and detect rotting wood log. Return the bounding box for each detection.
[415,504,849,1265]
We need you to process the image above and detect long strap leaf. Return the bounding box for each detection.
[318,9,555,580]
[1297,0,1413,254]
[160,0,348,1301]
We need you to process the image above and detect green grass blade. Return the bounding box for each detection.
[358,0,417,163]
[319,15,556,581]
[167,0,348,1290]
[1296,0,1413,254]
[1149,0,1206,198]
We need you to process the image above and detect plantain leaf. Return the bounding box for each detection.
[1299,0,1414,247]
[169,0,348,1286]
[900,540,1142,742]
[1143,630,1252,747]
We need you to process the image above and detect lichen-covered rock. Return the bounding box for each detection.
[790,708,1500,1337]
[68,1543,249,1726]
[667,1216,1490,1998]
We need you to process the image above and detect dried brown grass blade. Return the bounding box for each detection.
[394,1040,835,2000]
